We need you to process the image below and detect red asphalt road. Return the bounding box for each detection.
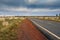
[17,19,48,40]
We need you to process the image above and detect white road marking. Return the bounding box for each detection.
[30,19,60,40]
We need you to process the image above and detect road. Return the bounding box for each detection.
[29,18,60,40]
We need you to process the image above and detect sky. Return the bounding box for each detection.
[0,0,60,16]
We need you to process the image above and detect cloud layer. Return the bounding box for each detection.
[0,0,60,16]
[0,0,60,9]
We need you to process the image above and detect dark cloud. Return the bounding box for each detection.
[27,4,60,9]
[0,0,60,9]
[0,0,26,7]
[26,0,60,9]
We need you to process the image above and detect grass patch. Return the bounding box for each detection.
[0,17,25,40]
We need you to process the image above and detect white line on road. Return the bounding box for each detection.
[31,20,60,40]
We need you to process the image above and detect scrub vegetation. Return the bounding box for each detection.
[0,17,25,40]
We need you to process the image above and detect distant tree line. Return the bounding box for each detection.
[56,13,60,19]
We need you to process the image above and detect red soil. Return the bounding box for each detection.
[17,19,48,40]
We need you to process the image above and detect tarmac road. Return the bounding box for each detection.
[29,18,60,40]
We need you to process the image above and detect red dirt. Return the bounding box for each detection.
[17,19,48,40]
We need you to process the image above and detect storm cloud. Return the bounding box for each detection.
[0,0,60,16]
[0,0,60,9]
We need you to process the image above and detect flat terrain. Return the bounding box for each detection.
[0,17,60,40]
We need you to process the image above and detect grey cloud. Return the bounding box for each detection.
[26,0,60,9]
[0,0,60,9]
[0,0,26,7]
